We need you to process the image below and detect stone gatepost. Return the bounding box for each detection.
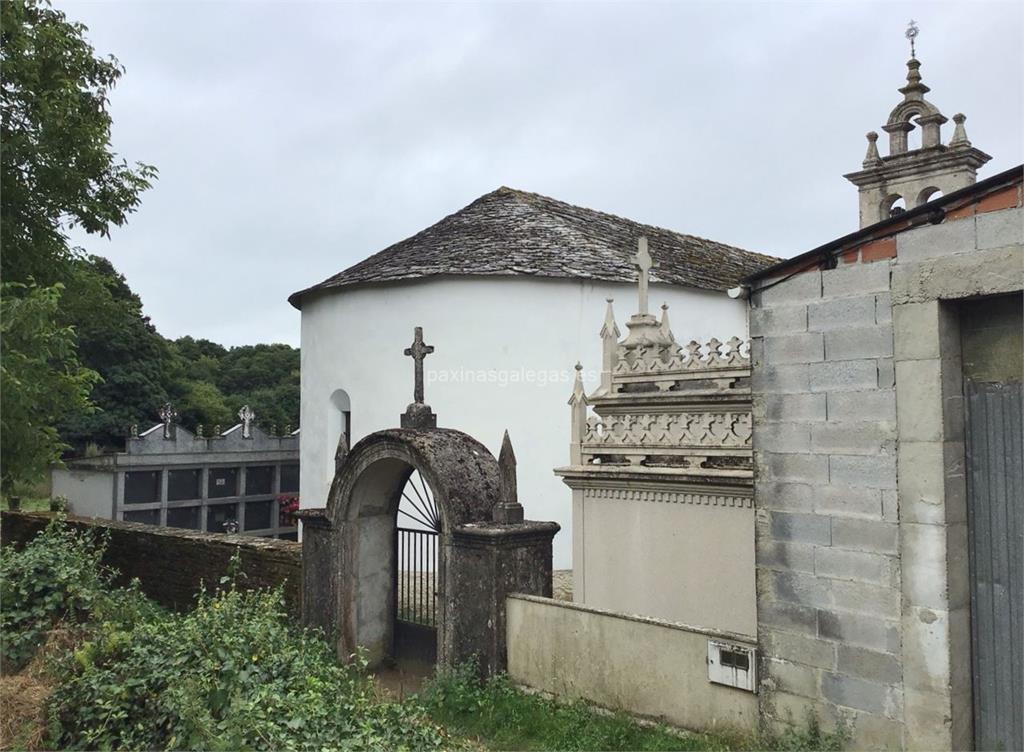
[295,509,335,638]
[447,520,560,677]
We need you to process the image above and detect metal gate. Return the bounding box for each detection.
[394,470,440,663]
[966,380,1023,752]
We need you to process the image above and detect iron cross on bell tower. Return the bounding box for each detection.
[401,326,438,429]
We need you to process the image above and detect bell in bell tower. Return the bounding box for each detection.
[844,21,992,228]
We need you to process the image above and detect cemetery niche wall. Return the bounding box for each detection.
[50,404,301,539]
[299,328,559,676]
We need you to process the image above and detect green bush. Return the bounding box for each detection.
[47,562,448,750]
[3,520,447,750]
[0,517,144,671]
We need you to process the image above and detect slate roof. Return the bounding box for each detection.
[289,187,780,308]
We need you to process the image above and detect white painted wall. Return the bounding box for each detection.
[299,274,747,567]
[51,468,115,518]
[506,594,758,732]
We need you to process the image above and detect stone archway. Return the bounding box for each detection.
[299,327,559,676]
[327,428,500,668]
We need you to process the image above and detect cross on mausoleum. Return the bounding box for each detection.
[632,236,658,316]
[404,326,434,404]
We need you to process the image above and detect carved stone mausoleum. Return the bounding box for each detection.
[556,237,756,637]
[506,239,760,733]
[299,329,558,676]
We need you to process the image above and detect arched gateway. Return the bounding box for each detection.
[299,328,559,676]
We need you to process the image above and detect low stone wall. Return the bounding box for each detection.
[0,511,301,613]
[506,594,758,733]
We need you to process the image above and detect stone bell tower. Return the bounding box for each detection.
[844,22,991,228]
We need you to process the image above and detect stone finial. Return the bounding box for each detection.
[212,424,221,436]
[401,326,437,429]
[158,402,178,440]
[569,362,586,406]
[196,424,204,438]
[334,430,349,473]
[902,57,928,96]
[569,363,587,465]
[493,430,524,524]
[863,131,883,167]
[599,299,620,395]
[600,298,620,339]
[238,404,255,439]
[129,423,139,438]
[284,423,292,435]
[659,303,675,342]
[949,113,971,146]
[499,430,518,505]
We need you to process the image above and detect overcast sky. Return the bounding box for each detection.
[64,0,1022,347]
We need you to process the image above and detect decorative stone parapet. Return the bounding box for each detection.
[559,243,753,480]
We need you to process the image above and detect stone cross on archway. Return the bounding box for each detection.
[298,327,558,676]
[402,326,437,429]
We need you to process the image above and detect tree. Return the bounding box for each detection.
[172,336,227,386]
[1,0,156,285]
[57,256,179,449]
[217,344,300,432]
[218,344,300,396]
[53,259,303,449]
[177,381,234,432]
[1,0,155,480]
[0,283,100,493]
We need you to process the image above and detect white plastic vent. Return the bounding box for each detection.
[707,640,756,692]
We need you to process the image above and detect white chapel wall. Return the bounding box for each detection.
[299,274,748,568]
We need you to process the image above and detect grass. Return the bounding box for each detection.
[417,662,848,752]
[4,496,52,512]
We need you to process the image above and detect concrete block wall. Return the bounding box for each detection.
[751,189,1023,750]
[888,203,1022,751]
[751,257,905,749]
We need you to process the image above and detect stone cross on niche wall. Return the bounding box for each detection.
[632,236,658,316]
[158,402,178,440]
[404,326,434,404]
[238,404,255,439]
[401,326,438,429]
